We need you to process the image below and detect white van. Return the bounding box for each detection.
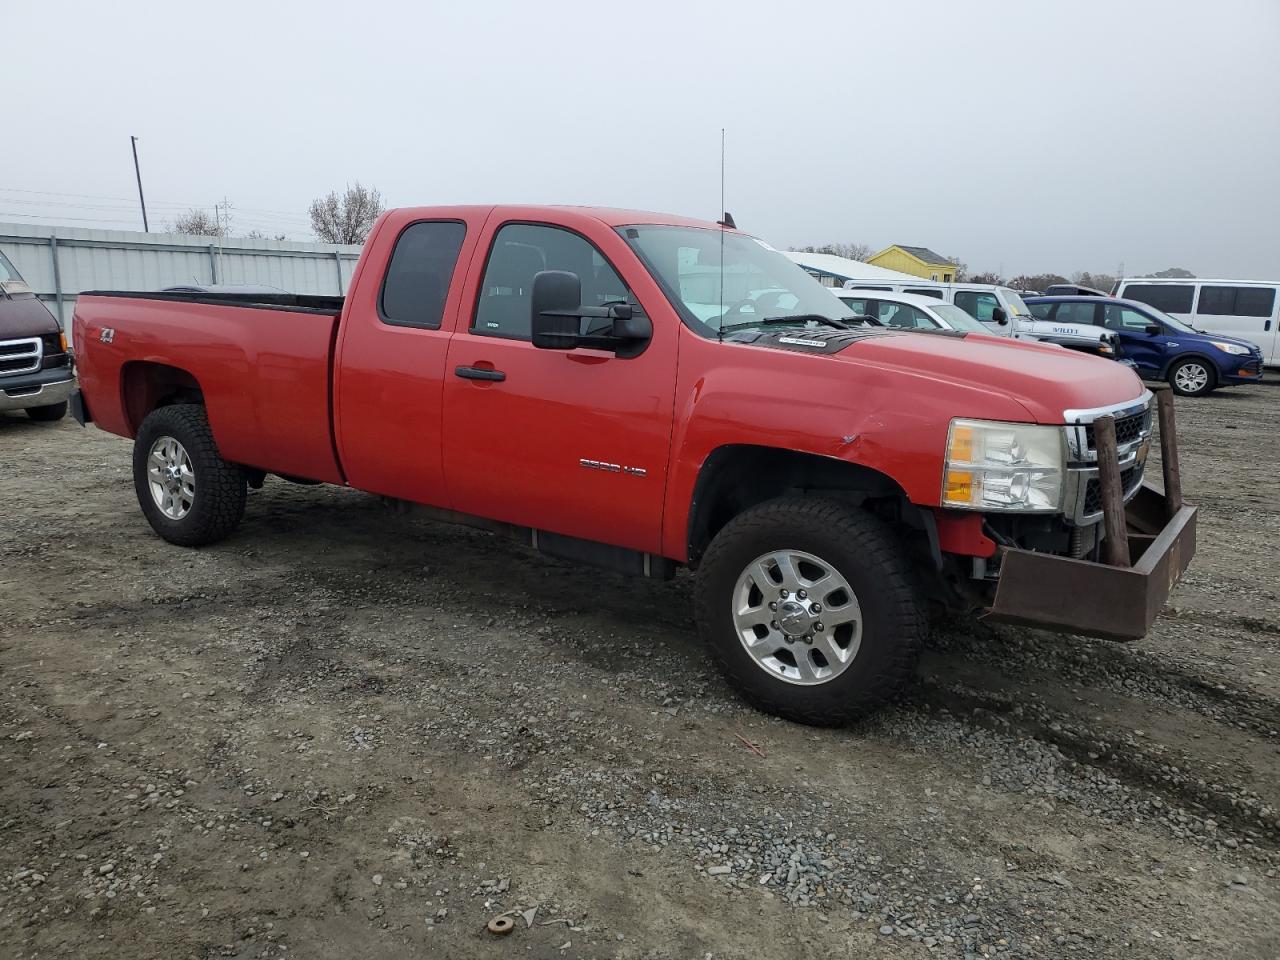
[1112,278,1279,365]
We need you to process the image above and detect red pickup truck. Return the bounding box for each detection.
[70,205,1196,725]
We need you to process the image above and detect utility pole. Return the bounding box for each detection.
[130,136,149,232]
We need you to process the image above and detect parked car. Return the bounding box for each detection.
[840,280,1128,359]
[0,249,75,422]
[841,279,1032,326]
[69,204,1195,725]
[833,290,992,333]
[1025,295,1264,396]
[836,288,1136,368]
[1112,278,1278,365]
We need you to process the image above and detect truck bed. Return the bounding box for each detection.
[72,291,346,484]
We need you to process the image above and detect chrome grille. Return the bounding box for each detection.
[0,337,42,375]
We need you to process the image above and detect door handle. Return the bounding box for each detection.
[454,365,506,382]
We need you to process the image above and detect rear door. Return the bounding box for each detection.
[440,218,678,554]
[333,211,484,504]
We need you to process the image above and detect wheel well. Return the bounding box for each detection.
[686,445,925,566]
[121,361,204,434]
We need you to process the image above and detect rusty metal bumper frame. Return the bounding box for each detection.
[984,387,1196,641]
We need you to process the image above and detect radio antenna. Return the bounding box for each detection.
[718,128,725,343]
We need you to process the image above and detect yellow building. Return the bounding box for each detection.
[868,245,957,282]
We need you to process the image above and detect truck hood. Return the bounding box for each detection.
[841,332,1145,424]
[0,292,60,340]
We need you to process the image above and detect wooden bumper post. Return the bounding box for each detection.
[1154,387,1183,515]
[1094,415,1131,568]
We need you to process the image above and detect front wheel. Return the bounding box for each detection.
[1168,358,1216,397]
[133,404,246,546]
[694,497,925,726]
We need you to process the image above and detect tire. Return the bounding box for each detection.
[1168,358,1216,397]
[694,496,925,726]
[26,401,67,422]
[133,404,246,546]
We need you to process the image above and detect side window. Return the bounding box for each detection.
[473,224,630,339]
[1029,302,1053,320]
[1055,302,1099,326]
[1103,304,1157,331]
[1196,286,1235,315]
[380,221,468,329]
[1235,287,1276,317]
[1198,285,1276,317]
[838,296,869,316]
[905,287,943,299]
[954,291,999,321]
[1122,283,1194,314]
[903,304,938,329]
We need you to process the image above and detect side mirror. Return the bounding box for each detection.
[1144,323,1162,336]
[991,306,1008,325]
[530,270,652,357]
[530,271,583,350]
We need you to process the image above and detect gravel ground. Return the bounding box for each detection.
[2,383,1278,959]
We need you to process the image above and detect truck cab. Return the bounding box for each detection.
[0,249,74,422]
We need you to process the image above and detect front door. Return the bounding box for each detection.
[441,221,678,554]
[1102,302,1167,375]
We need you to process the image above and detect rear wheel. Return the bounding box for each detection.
[694,497,925,726]
[26,401,67,422]
[1168,358,1215,397]
[133,404,246,546]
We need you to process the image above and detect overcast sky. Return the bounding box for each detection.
[5,0,1278,278]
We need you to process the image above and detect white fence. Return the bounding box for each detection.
[0,222,363,334]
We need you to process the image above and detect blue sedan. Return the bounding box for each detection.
[1025,296,1264,397]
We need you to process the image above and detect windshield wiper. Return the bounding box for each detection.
[721,314,853,333]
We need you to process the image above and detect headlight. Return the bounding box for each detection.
[943,419,1065,512]
[1210,341,1249,356]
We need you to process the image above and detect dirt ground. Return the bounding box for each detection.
[2,383,1278,960]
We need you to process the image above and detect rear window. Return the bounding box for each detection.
[1196,285,1276,317]
[1122,283,1194,314]
[380,220,468,329]
[1054,301,1100,326]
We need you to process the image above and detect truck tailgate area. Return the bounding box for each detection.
[73,293,344,484]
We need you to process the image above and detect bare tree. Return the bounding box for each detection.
[1010,273,1068,292]
[1149,267,1195,278]
[246,229,288,241]
[169,208,226,237]
[792,242,875,262]
[308,183,386,244]
[969,271,1003,285]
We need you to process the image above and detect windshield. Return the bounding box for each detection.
[0,251,23,283]
[1000,287,1032,316]
[620,225,856,335]
[930,303,992,333]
